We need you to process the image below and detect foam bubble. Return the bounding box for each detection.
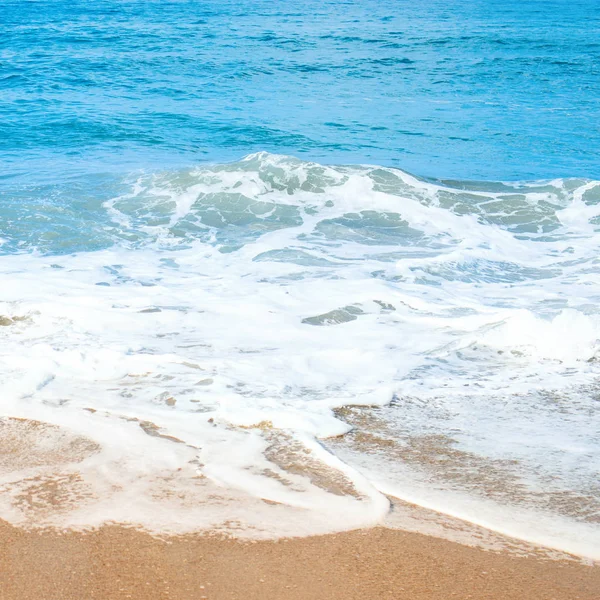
[1,154,599,558]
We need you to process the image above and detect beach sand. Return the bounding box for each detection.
[0,417,598,599]
[1,519,598,600]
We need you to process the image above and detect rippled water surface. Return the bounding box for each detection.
[2,0,600,181]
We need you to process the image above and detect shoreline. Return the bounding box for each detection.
[1,519,598,600]
[1,418,598,598]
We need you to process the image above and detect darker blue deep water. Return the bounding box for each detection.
[1,0,599,183]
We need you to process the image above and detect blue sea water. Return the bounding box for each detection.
[2,0,600,185]
[1,0,600,556]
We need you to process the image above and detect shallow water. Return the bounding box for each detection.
[1,0,599,559]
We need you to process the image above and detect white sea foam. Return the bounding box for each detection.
[1,154,599,557]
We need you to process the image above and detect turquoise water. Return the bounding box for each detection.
[2,0,600,185]
[1,1,600,555]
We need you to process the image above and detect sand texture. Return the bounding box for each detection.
[1,520,598,600]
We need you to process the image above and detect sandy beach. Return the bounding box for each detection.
[1,418,599,599]
[1,519,598,600]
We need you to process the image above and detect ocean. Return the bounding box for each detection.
[1,0,599,558]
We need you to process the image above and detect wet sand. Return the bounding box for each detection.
[1,519,598,600]
[1,418,598,599]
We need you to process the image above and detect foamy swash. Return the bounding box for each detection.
[1,154,599,558]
